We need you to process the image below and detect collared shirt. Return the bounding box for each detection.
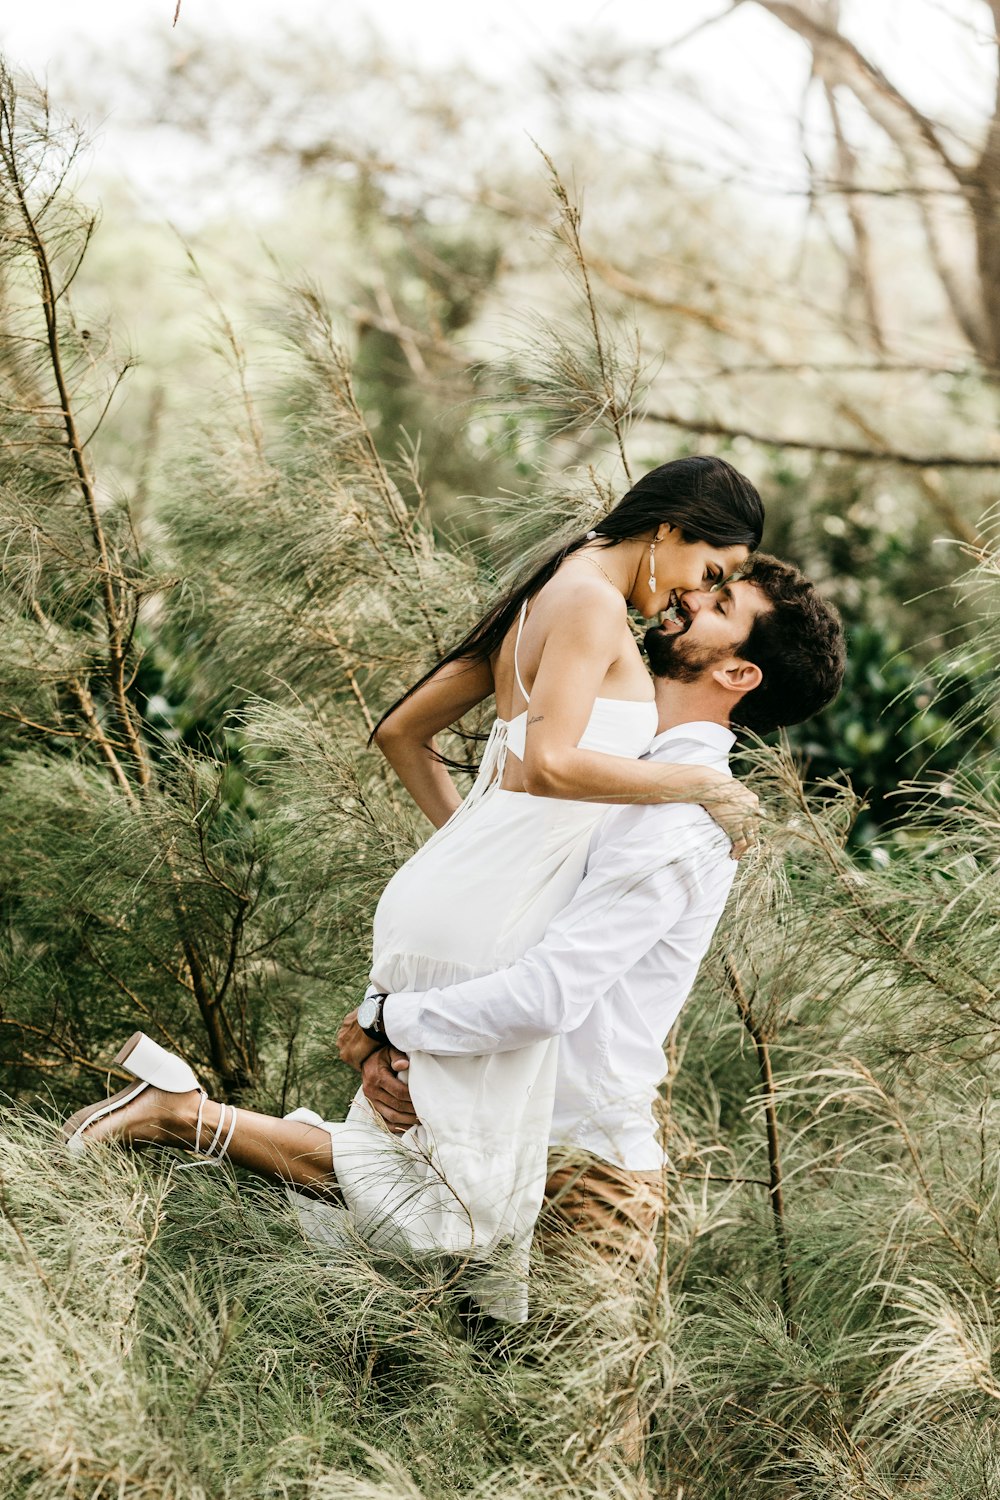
[382,721,738,1170]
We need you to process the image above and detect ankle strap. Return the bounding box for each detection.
[194,1090,208,1154]
[216,1105,238,1163]
[203,1102,229,1158]
[187,1093,237,1166]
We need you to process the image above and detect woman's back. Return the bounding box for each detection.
[492,560,655,793]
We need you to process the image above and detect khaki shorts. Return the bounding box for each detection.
[539,1152,665,1271]
[537,1152,665,1471]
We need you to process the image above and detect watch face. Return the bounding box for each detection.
[357,996,377,1030]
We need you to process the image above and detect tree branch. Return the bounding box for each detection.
[823,79,885,353]
[737,0,987,355]
[644,405,1000,471]
[0,72,150,786]
[725,954,795,1333]
[739,0,960,178]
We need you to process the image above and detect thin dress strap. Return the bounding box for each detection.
[512,599,530,709]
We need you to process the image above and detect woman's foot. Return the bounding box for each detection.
[63,1031,218,1156]
[65,1082,204,1150]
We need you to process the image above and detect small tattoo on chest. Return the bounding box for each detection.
[527,714,545,726]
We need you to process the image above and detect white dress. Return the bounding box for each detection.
[299,602,657,1318]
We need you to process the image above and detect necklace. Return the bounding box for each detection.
[576,552,618,589]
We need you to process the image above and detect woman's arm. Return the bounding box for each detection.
[519,586,759,847]
[374,655,495,828]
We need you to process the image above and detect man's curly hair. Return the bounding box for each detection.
[731,554,846,736]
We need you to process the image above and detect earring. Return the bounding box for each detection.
[648,540,657,592]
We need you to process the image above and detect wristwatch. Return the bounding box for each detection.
[357,989,389,1045]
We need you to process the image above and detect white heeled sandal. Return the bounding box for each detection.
[63,1030,238,1165]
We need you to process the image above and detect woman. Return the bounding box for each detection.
[64,457,762,1316]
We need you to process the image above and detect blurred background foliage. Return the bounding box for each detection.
[44,13,998,855]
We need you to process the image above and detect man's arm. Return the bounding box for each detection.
[381,805,733,1056]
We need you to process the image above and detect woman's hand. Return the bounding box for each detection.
[374,655,495,829]
[698,773,761,859]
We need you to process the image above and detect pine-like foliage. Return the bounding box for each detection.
[2,65,1000,1500]
[0,64,483,1117]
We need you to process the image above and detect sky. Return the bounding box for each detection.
[1,0,994,225]
[3,0,992,101]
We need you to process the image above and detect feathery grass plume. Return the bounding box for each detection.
[1,1113,683,1497]
[924,506,1000,753]
[476,154,643,484]
[0,1117,194,1499]
[0,63,299,1101]
[157,278,488,766]
[860,1278,1000,1445]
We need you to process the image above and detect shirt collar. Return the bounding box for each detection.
[646,721,736,758]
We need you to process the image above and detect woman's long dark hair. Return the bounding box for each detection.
[370,456,764,740]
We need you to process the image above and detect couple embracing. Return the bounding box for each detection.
[66,457,844,1327]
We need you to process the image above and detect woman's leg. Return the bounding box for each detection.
[77,1085,339,1195]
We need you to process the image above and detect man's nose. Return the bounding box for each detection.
[680,589,713,613]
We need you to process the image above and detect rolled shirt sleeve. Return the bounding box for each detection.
[381,805,730,1055]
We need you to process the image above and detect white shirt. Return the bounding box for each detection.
[382,721,738,1171]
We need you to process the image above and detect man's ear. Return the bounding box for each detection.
[711,659,763,696]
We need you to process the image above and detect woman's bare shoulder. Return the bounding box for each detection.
[535,559,627,620]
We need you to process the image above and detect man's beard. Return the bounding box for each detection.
[643,623,728,683]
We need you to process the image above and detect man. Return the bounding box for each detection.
[339,553,844,1281]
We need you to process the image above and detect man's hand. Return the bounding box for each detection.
[361,1046,416,1135]
[336,1008,381,1071]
